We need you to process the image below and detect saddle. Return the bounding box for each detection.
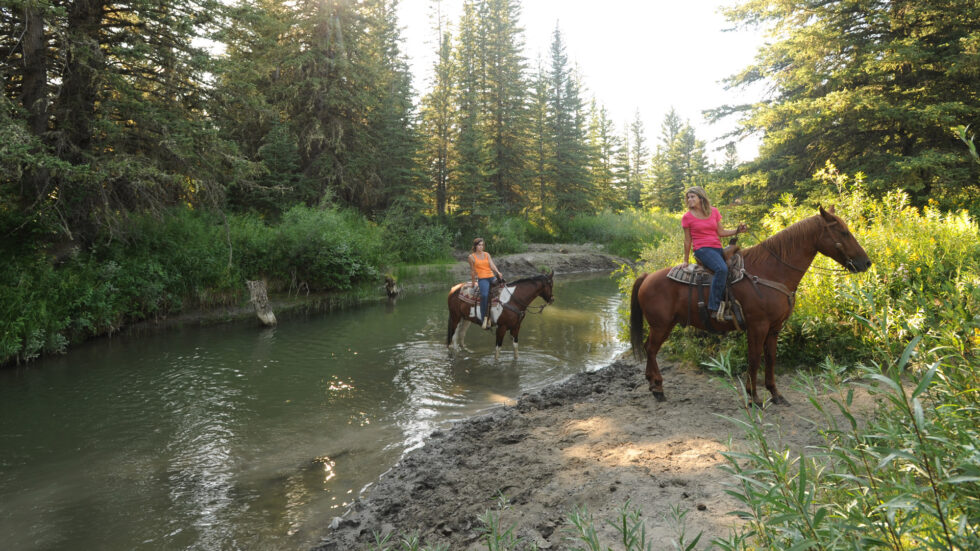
[667,247,746,332]
[666,252,745,286]
[457,281,504,306]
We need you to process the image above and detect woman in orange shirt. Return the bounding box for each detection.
[469,237,503,329]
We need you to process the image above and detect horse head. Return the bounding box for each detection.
[539,269,555,304]
[817,206,872,273]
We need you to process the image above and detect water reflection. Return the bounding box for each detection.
[0,274,625,551]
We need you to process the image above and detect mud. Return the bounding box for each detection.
[313,355,874,550]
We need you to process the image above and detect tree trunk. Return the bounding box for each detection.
[247,280,278,327]
[56,0,106,161]
[20,3,48,137]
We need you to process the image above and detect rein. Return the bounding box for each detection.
[744,219,855,275]
[504,281,552,317]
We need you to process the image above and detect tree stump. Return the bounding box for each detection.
[385,275,399,299]
[246,280,277,326]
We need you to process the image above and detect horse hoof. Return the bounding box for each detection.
[772,394,791,406]
[651,391,666,402]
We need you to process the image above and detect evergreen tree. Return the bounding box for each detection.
[649,109,707,209]
[452,0,492,216]
[547,27,593,215]
[478,0,529,213]
[217,0,418,214]
[362,0,421,214]
[418,3,455,217]
[627,111,649,208]
[716,0,980,207]
[527,59,552,215]
[1,0,243,241]
[587,99,625,211]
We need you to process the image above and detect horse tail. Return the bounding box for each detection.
[447,285,461,346]
[630,273,648,362]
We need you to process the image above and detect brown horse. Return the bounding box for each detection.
[447,271,555,360]
[630,207,871,405]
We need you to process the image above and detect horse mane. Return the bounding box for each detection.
[741,215,824,266]
[509,274,551,286]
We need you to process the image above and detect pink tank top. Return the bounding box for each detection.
[682,207,723,250]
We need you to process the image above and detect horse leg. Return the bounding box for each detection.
[510,325,520,360]
[458,319,470,349]
[447,311,458,350]
[644,324,672,401]
[765,330,790,405]
[745,326,766,407]
[494,325,506,361]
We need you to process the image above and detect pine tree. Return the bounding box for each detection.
[587,100,624,211]
[362,0,421,213]
[547,27,593,215]
[614,123,635,209]
[527,59,552,215]
[419,3,456,217]
[478,0,529,213]
[649,109,707,209]
[1,0,243,241]
[627,111,649,209]
[452,0,493,216]
[716,0,980,206]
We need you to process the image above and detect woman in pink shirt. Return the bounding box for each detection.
[681,186,747,320]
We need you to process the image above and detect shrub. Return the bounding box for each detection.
[559,209,676,259]
[710,336,980,550]
[620,179,980,369]
[379,208,453,264]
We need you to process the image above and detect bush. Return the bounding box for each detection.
[560,209,677,259]
[0,205,396,365]
[620,178,980,370]
[379,208,453,264]
[710,335,980,550]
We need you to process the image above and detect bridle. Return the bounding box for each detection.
[501,277,553,318]
[747,216,857,274]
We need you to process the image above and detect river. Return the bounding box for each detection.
[0,273,625,550]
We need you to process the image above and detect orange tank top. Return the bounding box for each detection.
[470,253,494,279]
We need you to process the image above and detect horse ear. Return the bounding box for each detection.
[819,205,836,219]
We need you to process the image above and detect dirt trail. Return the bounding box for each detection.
[313,355,874,550]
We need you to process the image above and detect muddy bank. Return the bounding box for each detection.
[313,355,875,550]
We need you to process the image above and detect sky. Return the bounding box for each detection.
[396,0,769,163]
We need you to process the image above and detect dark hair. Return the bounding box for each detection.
[471,237,485,252]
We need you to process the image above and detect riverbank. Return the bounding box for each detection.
[121,244,631,336]
[312,353,876,550]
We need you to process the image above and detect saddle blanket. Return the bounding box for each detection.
[666,254,745,286]
[458,282,515,324]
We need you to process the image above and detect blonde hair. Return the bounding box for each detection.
[685,186,710,213]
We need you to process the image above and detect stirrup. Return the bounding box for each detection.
[716,301,727,321]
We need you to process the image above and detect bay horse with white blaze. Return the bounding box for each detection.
[630,207,871,405]
[447,270,555,360]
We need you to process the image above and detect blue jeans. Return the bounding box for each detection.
[694,247,727,311]
[478,277,497,322]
